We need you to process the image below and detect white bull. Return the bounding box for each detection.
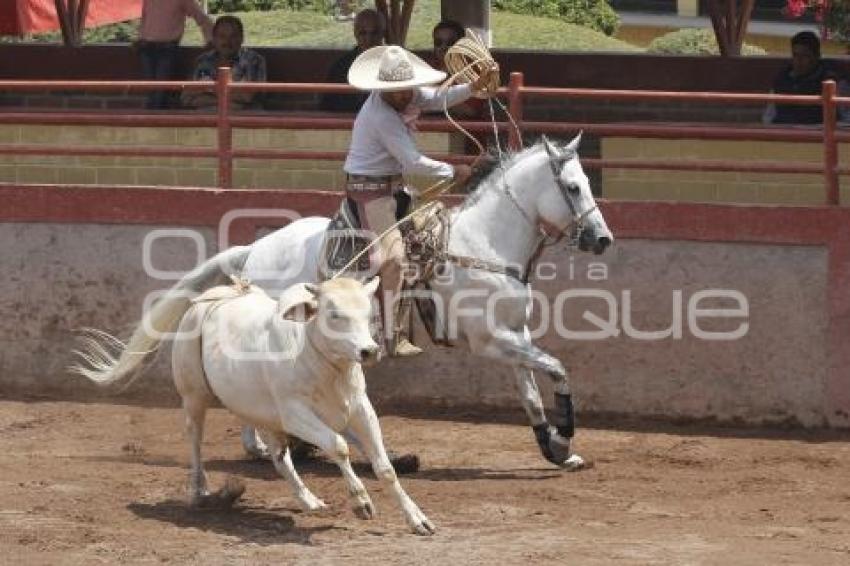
[76,276,435,535]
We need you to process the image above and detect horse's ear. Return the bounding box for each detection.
[566,131,583,153]
[541,135,559,159]
[279,283,319,322]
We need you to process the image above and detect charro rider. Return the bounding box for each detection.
[342,44,494,357]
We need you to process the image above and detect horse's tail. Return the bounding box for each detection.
[70,245,252,388]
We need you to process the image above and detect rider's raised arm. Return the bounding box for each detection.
[415,84,473,112]
[376,114,455,178]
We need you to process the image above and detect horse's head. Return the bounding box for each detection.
[279,277,381,366]
[537,134,613,255]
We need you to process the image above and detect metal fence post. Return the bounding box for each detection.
[822,79,839,205]
[508,71,524,151]
[217,67,233,189]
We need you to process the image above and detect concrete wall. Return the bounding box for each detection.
[371,239,831,427]
[3,185,850,428]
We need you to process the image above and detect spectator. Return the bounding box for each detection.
[431,19,465,72]
[763,31,848,124]
[319,9,386,113]
[181,16,267,111]
[137,0,213,109]
[430,19,482,119]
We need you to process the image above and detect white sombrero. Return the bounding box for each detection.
[348,45,446,91]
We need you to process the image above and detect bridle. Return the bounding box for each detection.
[503,148,599,248]
[437,146,600,284]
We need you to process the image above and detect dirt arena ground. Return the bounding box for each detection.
[1,399,849,565]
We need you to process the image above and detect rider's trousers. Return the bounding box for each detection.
[351,194,411,351]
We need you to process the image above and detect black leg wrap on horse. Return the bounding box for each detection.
[532,423,555,462]
[553,392,575,439]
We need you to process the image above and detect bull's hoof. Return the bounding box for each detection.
[353,501,375,520]
[190,477,245,509]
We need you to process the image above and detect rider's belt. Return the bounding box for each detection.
[345,174,403,198]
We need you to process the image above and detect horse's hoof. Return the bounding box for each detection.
[548,433,572,464]
[559,454,589,472]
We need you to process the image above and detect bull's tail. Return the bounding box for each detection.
[70,245,251,388]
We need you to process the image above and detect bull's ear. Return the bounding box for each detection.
[363,276,380,297]
[304,283,320,297]
[278,283,319,322]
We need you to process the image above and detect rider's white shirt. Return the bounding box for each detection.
[343,84,473,180]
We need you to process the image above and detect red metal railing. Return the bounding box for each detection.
[0,70,847,204]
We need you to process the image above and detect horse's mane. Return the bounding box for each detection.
[460,142,543,210]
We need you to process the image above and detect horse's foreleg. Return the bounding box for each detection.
[515,367,546,426]
[475,330,582,469]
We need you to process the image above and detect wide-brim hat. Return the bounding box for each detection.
[348,45,446,92]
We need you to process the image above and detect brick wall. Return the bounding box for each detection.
[601,138,849,205]
[0,123,450,190]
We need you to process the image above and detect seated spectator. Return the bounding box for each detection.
[432,19,465,72]
[181,16,267,111]
[430,19,483,120]
[319,9,386,113]
[137,0,213,109]
[763,31,848,124]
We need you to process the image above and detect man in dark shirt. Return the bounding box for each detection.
[764,31,847,124]
[319,9,386,113]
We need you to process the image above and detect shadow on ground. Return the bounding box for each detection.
[127,499,343,545]
[83,452,564,483]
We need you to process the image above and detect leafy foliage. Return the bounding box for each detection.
[208,0,331,13]
[785,1,850,43]
[492,0,620,36]
[648,28,766,56]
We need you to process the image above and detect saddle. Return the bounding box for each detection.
[319,197,453,347]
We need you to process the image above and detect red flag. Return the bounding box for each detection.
[0,0,142,36]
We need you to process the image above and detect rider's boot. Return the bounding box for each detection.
[388,294,422,357]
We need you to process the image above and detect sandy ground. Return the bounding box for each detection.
[1,399,849,565]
